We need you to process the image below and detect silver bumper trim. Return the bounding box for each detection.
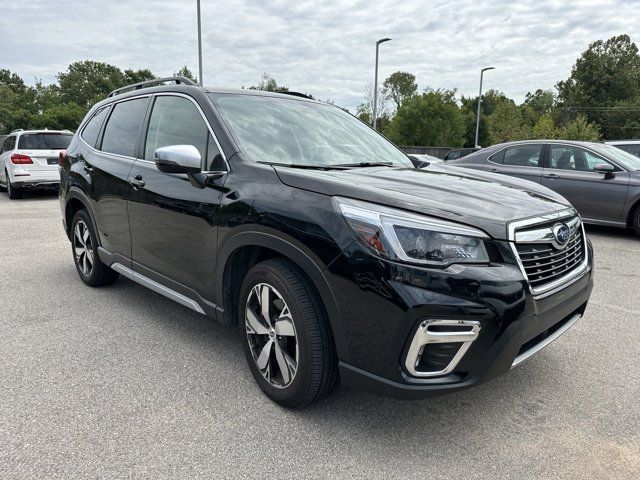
[511,312,582,369]
[404,319,481,378]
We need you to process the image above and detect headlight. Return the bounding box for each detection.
[334,197,490,266]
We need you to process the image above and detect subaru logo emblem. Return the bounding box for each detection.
[552,223,571,248]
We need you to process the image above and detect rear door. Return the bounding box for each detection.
[485,143,544,183]
[128,94,227,301]
[541,144,629,222]
[80,97,150,265]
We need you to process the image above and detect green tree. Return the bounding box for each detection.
[249,73,289,93]
[125,68,156,84]
[174,66,197,83]
[383,71,417,110]
[486,101,531,144]
[460,90,512,147]
[557,34,640,139]
[355,83,391,129]
[531,113,560,139]
[384,89,465,146]
[57,61,127,108]
[559,114,601,141]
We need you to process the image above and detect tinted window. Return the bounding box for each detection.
[81,107,109,148]
[501,144,542,167]
[101,98,149,157]
[549,145,612,172]
[144,96,224,170]
[1,136,16,153]
[18,133,73,150]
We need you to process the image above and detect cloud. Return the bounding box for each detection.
[0,0,636,111]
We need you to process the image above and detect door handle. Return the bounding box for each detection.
[488,168,500,173]
[129,175,145,188]
[543,173,559,179]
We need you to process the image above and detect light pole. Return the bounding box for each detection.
[474,66,495,148]
[197,0,203,85]
[372,37,391,131]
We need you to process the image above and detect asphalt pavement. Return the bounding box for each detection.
[0,190,638,479]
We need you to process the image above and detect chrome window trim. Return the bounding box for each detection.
[511,312,582,368]
[144,92,229,173]
[487,143,543,168]
[77,92,229,173]
[546,142,626,172]
[507,209,590,299]
[404,319,481,378]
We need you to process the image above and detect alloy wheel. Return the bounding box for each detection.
[73,220,94,277]
[245,283,298,389]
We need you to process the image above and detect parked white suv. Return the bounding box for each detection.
[0,129,73,199]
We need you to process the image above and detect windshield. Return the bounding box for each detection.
[18,133,73,150]
[592,143,640,171]
[211,94,412,168]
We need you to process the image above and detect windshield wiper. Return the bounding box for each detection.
[258,161,352,170]
[332,161,396,168]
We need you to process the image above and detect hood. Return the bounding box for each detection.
[274,164,572,240]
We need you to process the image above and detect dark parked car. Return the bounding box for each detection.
[59,78,593,408]
[443,147,480,161]
[449,140,640,237]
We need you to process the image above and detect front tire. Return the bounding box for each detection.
[70,210,119,287]
[239,259,337,408]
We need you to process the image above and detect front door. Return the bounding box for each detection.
[541,144,629,223]
[127,94,228,301]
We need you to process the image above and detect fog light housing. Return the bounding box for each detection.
[405,319,481,377]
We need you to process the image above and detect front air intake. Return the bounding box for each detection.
[404,319,481,378]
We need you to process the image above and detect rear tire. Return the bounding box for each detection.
[239,259,337,408]
[70,210,119,287]
[7,173,23,199]
[633,206,640,238]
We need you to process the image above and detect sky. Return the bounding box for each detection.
[0,0,637,111]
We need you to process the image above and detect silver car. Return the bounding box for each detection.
[449,140,640,237]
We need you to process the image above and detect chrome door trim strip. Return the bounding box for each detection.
[511,313,582,368]
[110,262,205,314]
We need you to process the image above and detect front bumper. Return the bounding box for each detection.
[328,239,594,400]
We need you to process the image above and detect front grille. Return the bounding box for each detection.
[515,219,585,289]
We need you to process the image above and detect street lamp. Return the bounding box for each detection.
[474,66,495,148]
[197,0,203,85]
[372,37,392,131]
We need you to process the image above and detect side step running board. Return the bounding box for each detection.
[110,262,205,315]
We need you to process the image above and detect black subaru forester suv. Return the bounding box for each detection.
[59,77,593,408]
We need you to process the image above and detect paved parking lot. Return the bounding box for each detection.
[0,191,638,479]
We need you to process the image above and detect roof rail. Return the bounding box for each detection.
[108,76,197,98]
[9,129,23,134]
[281,91,314,100]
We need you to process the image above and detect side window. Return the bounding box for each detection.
[549,145,611,172]
[101,98,149,157]
[489,149,505,164]
[144,96,224,170]
[81,107,109,148]
[1,136,16,153]
[619,144,640,158]
[502,144,542,167]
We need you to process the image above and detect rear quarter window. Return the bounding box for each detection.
[81,107,110,148]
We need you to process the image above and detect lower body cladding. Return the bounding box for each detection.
[329,240,594,400]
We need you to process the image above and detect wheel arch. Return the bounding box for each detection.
[627,195,640,228]
[64,187,99,242]
[216,226,349,361]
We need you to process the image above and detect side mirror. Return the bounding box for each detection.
[594,163,615,178]
[408,155,429,168]
[154,145,201,175]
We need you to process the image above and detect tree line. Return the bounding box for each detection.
[357,34,640,147]
[1,35,639,147]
